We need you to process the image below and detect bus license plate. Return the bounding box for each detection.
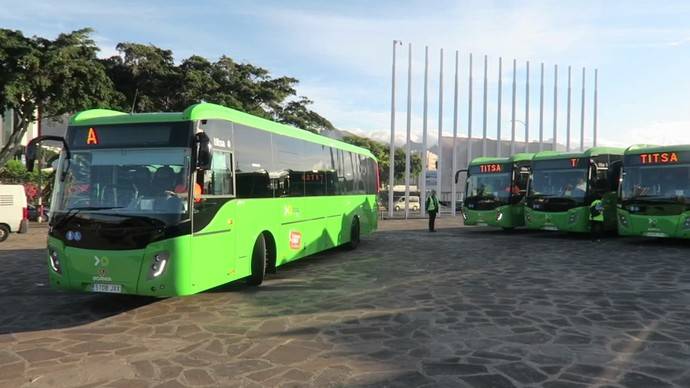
[644,232,668,238]
[92,283,122,293]
[542,225,558,231]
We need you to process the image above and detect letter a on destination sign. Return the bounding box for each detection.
[86,127,99,145]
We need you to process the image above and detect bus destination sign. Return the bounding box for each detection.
[639,152,679,164]
[479,164,503,173]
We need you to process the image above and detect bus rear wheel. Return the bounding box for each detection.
[247,234,267,286]
[0,225,9,242]
[346,218,360,250]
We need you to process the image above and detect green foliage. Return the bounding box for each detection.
[1,28,336,167]
[102,44,334,133]
[0,159,28,180]
[0,28,120,164]
[342,135,421,185]
[0,158,53,204]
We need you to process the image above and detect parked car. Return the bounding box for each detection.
[0,184,29,242]
[27,204,48,222]
[394,196,420,211]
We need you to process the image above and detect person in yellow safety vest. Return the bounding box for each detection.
[426,190,440,232]
[590,198,604,240]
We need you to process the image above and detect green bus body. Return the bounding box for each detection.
[45,103,378,296]
[462,153,533,229]
[617,144,690,239]
[524,147,624,233]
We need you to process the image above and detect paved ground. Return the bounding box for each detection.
[2,220,690,387]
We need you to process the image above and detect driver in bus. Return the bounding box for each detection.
[575,177,587,194]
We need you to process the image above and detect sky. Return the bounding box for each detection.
[2,0,690,147]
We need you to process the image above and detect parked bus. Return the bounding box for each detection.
[618,144,690,239]
[457,153,533,229]
[27,103,379,296]
[525,147,624,233]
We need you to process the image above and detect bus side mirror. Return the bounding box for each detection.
[26,135,70,172]
[454,169,468,184]
[195,132,213,170]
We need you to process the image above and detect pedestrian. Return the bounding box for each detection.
[426,190,439,232]
[590,198,604,241]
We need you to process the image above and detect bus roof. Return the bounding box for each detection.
[624,144,690,155]
[69,103,376,160]
[532,147,625,161]
[469,152,534,166]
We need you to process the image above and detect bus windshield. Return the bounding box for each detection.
[621,164,690,204]
[530,168,588,202]
[51,148,192,225]
[466,172,512,204]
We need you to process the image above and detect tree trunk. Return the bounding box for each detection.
[0,117,29,166]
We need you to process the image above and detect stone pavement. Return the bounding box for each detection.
[1,219,690,387]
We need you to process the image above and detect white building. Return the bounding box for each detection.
[0,109,40,151]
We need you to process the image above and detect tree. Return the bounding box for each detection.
[342,134,421,185]
[0,28,120,165]
[101,43,178,112]
[102,45,334,133]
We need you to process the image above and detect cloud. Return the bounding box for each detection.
[603,121,690,147]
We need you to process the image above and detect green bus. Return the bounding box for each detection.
[524,147,624,233]
[27,103,379,296]
[617,144,690,239]
[458,153,533,229]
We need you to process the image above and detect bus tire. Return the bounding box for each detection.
[0,224,9,242]
[247,234,267,286]
[346,217,360,250]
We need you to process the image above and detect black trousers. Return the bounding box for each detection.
[428,211,437,231]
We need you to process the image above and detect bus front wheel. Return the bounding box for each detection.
[247,234,267,286]
[346,218,360,250]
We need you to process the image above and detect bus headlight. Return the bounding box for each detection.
[496,212,504,222]
[568,213,577,223]
[462,211,467,221]
[49,248,61,274]
[149,251,170,279]
[684,218,690,229]
[619,214,628,226]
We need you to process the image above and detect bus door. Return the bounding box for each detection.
[191,150,237,287]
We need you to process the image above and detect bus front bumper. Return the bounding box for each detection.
[463,205,525,228]
[617,210,690,239]
[524,207,590,233]
[46,235,192,297]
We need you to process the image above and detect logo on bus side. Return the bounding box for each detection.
[289,231,302,250]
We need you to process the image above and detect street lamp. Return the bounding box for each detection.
[508,119,528,153]
[388,39,402,218]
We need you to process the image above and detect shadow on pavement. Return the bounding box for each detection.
[0,248,157,335]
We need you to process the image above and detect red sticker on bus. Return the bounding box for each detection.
[289,231,302,250]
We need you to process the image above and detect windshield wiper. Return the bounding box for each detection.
[99,213,167,229]
[52,206,124,230]
[628,195,686,204]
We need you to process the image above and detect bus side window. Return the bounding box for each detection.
[234,125,273,198]
[200,151,234,196]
